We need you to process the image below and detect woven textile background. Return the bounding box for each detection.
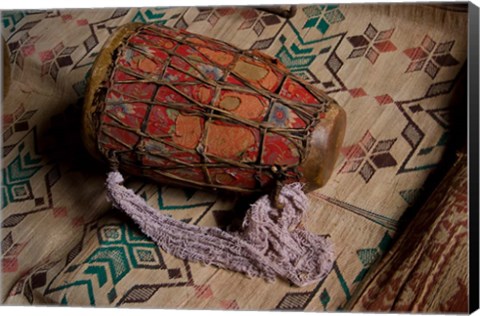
[1,5,467,311]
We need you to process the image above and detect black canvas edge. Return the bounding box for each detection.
[469,1,480,314]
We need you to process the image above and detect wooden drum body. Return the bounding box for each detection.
[82,23,346,193]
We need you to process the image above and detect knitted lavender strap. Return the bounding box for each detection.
[106,171,334,287]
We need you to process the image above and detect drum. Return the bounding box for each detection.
[82,23,346,194]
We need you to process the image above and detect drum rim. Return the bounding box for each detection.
[82,22,144,163]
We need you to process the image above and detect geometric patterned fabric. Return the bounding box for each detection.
[1,4,467,311]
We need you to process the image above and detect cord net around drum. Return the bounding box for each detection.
[93,24,331,193]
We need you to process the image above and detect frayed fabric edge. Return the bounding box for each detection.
[105,171,334,287]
